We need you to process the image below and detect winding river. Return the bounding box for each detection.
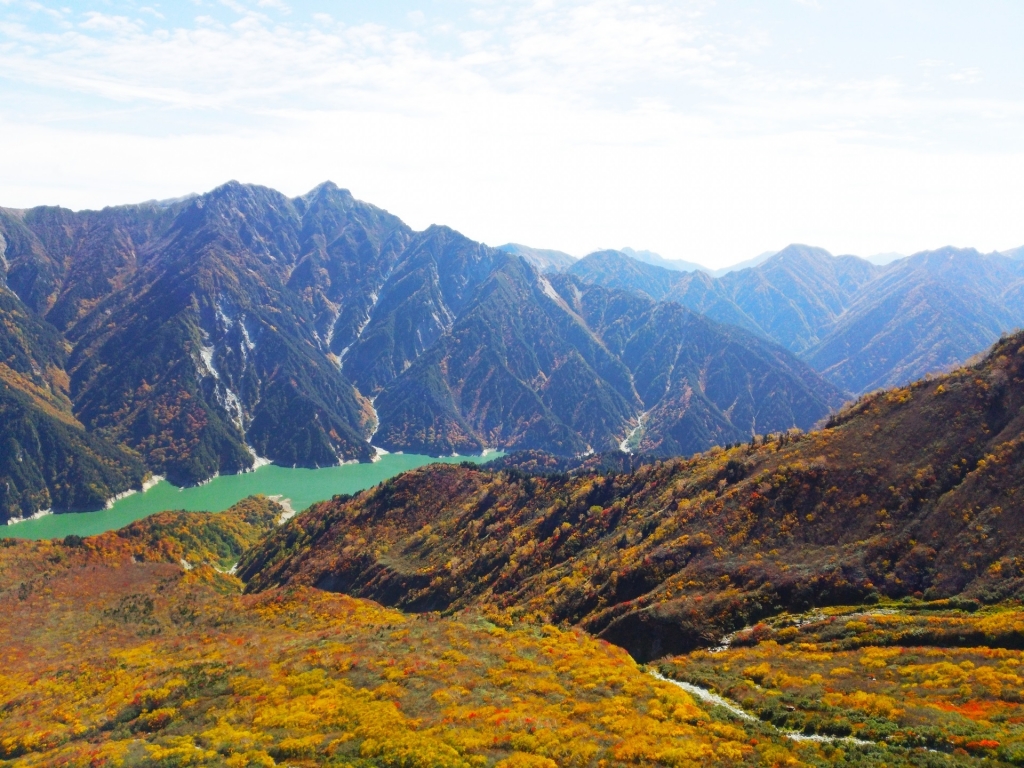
[2,452,501,540]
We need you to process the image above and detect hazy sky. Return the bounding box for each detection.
[1,1,1022,267]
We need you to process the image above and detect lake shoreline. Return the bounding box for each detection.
[2,453,502,541]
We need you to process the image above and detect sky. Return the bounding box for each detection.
[1,1,1023,268]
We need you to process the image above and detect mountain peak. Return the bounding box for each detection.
[208,179,245,196]
[899,246,991,271]
[301,180,351,200]
[765,243,836,265]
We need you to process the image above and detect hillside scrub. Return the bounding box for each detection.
[0,498,815,767]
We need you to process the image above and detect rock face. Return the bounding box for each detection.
[0,181,844,519]
[240,331,1024,661]
[568,244,1024,393]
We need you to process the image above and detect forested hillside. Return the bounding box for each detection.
[241,331,1024,661]
[0,496,808,767]
[0,286,146,519]
[8,494,1024,765]
[5,332,1024,766]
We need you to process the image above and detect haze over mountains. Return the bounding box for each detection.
[0,182,843,521]
[565,244,1024,395]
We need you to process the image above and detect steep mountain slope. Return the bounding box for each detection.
[807,247,1024,392]
[0,287,146,519]
[570,245,1024,393]
[0,203,183,331]
[372,256,641,455]
[568,249,682,302]
[286,181,414,362]
[64,182,376,484]
[242,331,1024,661]
[713,245,878,353]
[0,182,419,490]
[342,226,505,397]
[497,242,577,272]
[554,277,846,454]
[362,253,841,458]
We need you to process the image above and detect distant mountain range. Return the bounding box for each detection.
[502,238,1019,278]
[596,246,910,275]
[0,182,844,520]
[2,180,1019,520]
[1003,245,1024,260]
[565,244,1024,395]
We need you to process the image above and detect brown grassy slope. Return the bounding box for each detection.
[240,333,1024,661]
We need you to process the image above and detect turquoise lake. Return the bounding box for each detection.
[1,452,501,540]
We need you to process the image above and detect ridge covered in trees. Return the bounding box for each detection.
[241,331,1024,661]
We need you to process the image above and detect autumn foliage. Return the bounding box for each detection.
[0,497,795,767]
[239,334,1024,661]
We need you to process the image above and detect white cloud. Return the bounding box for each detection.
[257,0,289,12]
[0,1,1022,265]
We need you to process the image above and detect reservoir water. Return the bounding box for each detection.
[2,452,501,540]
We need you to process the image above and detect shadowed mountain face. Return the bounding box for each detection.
[59,183,382,484]
[372,257,641,456]
[0,182,845,519]
[569,244,1024,393]
[0,286,146,519]
[342,225,504,398]
[241,331,1024,661]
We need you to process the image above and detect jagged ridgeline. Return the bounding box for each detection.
[569,245,1024,394]
[0,183,843,520]
[240,331,1024,661]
